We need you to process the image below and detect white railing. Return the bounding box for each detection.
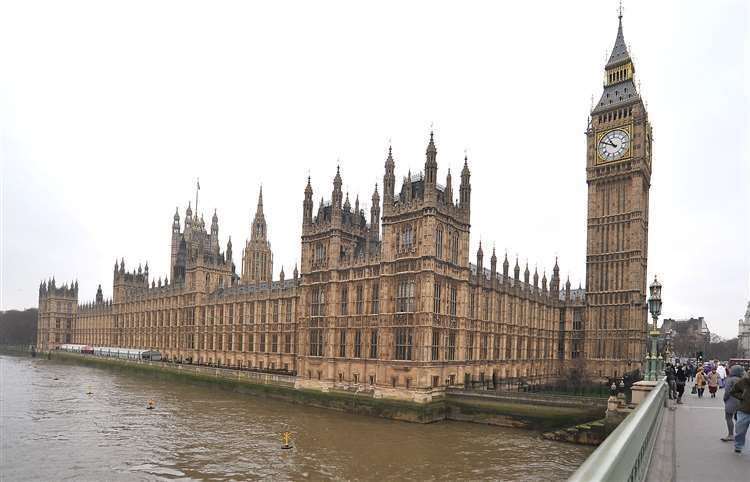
[568,379,667,482]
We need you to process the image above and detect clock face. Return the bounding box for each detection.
[598,129,631,162]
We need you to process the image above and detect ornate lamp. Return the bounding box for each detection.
[646,276,663,381]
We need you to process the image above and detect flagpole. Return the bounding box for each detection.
[195,178,200,216]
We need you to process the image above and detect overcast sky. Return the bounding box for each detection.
[1,1,748,338]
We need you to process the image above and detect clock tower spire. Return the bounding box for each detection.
[583,10,653,379]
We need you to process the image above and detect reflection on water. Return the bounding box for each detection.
[0,355,591,480]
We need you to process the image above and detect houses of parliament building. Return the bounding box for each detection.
[37,13,654,402]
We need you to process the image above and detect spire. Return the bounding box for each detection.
[344,192,351,211]
[502,252,509,277]
[384,145,396,204]
[524,261,530,285]
[514,256,520,280]
[606,7,630,68]
[425,130,437,188]
[293,263,299,280]
[533,267,539,288]
[490,247,497,280]
[303,177,314,226]
[256,186,264,216]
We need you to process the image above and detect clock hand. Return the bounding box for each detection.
[602,140,617,148]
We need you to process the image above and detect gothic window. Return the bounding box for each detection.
[396,279,416,313]
[311,287,325,317]
[273,300,279,322]
[272,334,278,353]
[483,293,490,321]
[260,333,266,353]
[285,299,293,322]
[493,335,500,360]
[433,282,442,314]
[446,330,457,361]
[354,329,362,358]
[371,282,380,314]
[355,285,364,315]
[451,233,459,264]
[431,329,441,361]
[284,333,292,353]
[394,327,413,360]
[466,332,475,360]
[435,227,443,259]
[450,285,458,317]
[260,301,267,323]
[403,225,414,250]
[309,328,323,357]
[340,286,348,315]
[369,329,378,359]
[339,329,347,357]
[248,302,255,323]
[480,334,488,360]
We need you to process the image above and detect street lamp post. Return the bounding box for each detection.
[646,276,663,381]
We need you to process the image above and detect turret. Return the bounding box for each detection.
[542,272,548,293]
[424,131,437,192]
[533,268,539,289]
[383,146,395,206]
[370,184,380,241]
[551,257,560,296]
[490,247,497,282]
[523,262,530,285]
[445,169,453,206]
[211,209,219,237]
[185,202,193,229]
[460,155,471,214]
[565,276,571,301]
[332,166,343,210]
[293,263,299,280]
[95,284,103,304]
[502,252,509,278]
[303,177,314,226]
[173,207,180,233]
[476,242,484,280]
[514,257,520,281]
[226,237,233,265]
[279,266,285,283]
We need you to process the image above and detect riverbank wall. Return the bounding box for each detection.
[7,349,605,429]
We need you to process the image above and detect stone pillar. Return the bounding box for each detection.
[630,380,659,405]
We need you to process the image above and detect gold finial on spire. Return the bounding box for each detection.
[618,0,623,20]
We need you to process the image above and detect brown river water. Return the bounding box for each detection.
[0,355,591,481]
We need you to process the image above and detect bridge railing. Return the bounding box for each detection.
[568,379,668,482]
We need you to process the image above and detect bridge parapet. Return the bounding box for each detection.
[568,379,667,482]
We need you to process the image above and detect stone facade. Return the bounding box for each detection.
[36,13,652,401]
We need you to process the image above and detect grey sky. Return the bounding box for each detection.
[1,1,748,338]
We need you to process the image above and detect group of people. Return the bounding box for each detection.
[665,359,750,454]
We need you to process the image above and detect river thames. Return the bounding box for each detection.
[0,355,591,481]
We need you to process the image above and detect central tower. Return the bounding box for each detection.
[584,12,653,378]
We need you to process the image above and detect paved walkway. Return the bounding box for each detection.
[675,386,747,481]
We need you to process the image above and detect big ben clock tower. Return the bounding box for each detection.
[585,11,653,378]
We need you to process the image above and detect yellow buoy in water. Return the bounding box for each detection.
[147,399,156,410]
[281,431,293,450]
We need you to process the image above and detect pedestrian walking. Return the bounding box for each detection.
[688,363,695,382]
[675,363,687,404]
[708,369,719,398]
[717,363,727,389]
[695,367,707,398]
[729,369,750,453]
[665,363,677,400]
[722,365,746,442]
